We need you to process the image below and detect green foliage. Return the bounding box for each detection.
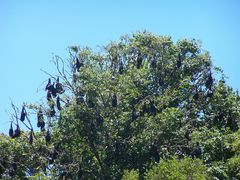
[0,133,50,179]
[145,157,207,180]
[207,163,228,180]
[226,156,240,179]
[191,128,235,163]
[231,129,240,154]
[122,170,139,180]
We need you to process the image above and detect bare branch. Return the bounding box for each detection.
[11,101,19,125]
[52,54,74,92]
[40,69,57,81]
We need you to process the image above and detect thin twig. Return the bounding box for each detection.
[40,69,57,81]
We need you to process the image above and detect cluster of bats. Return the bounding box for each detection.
[8,77,65,145]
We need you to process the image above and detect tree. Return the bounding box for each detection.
[0,31,239,179]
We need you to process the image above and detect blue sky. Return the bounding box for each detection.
[0,0,240,133]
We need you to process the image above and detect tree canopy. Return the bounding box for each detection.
[0,31,240,179]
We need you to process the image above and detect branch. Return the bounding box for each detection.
[40,69,57,81]
[11,101,19,125]
[53,55,74,92]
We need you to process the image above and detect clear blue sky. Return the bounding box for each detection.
[1,0,240,134]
